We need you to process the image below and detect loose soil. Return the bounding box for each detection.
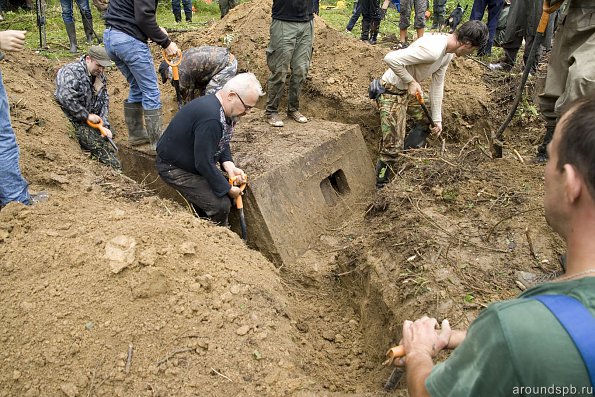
[1,1,563,396]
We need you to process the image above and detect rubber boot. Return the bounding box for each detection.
[375,159,394,189]
[536,123,555,163]
[65,22,78,54]
[123,101,149,146]
[174,10,182,22]
[360,18,370,41]
[185,11,192,22]
[369,19,380,45]
[82,14,94,44]
[144,108,163,151]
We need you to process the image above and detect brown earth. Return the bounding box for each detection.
[0,1,563,396]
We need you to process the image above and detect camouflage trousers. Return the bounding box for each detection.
[75,124,121,170]
[377,92,425,161]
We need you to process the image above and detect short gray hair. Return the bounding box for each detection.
[221,72,265,98]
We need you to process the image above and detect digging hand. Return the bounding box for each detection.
[0,30,26,52]
[408,81,422,97]
[164,41,180,57]
[228,186,241,199]
[402,317,451,359]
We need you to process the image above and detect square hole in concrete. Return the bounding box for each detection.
[320,169,351,206]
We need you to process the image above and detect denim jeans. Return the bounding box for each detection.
[172,0,192,17]
[103,27,161,110]
[346,1,362,31]
[470,0,504,55]
[60,0,92,23]
[0,70,30,207]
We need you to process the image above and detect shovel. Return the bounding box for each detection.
[404,91,436,149]
[229,175,248,241]
[86,117,118,152]
[383,345,406,391]
[490,0,561,158]
[162,49,184,109]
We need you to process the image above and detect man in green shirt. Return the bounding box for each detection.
[397,95,595,397]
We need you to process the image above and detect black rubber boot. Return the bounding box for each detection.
[360,18,371,41]
[375,159,394,189]
[124,101,149,146]
[81,14,94,44]
[185,11,192,22]
[536,124,556,163]
[65,22,78,53]
[144,108,163,151]
[369,20,380,45]
[174,10,182,23]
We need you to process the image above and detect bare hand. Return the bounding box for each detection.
[431,121,442,136]
[230,167,246,184]
[0,30,27,52]
[402,317,451,359]
[87,114,101,124]
[408,81,422,97]
[228,186,241,198]
[103,127,113,139]
[164,41,179,56]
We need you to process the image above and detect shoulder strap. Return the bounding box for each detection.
[532,294,595,390]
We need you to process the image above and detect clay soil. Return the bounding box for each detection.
[1,1,564,396]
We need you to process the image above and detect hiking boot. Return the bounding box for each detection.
[288,111,308,123]
[516,270,564,290]
[375,159,394,189]
[266,113,284,127]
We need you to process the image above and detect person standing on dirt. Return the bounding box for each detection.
[397,0,428,48]
[396,95,595,397]
[469,0,504,56]
[360,0,382,44]
[102,0,179,150]
[155,73,263,226]
[264,0,314,128]
[60,0,95,53]
[55,45,120,170]
[158,46,238,105]
[0,30,32,207]
[373,20,488,188]
[535,0,595,163]
[172,0,192,22]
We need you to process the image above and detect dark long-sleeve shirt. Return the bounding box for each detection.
[156,95,233,197]
[272,0,314,21]
[104,0,171,48]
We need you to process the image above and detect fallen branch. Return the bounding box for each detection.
[125,344,133,374]
[485,207,541,242]
[211,368,233,382]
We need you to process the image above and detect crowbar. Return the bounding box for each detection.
[383,345,406,391]
[229,175,248,241]
[490,0,561,158]
[86,117,118,152]
[162,49,184,109]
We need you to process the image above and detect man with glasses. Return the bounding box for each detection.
[55,45,120,169]
[156,73,263,226]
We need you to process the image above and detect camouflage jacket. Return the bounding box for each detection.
[178,46,231,100]
[92,0,109,12]
[55,56,110,128]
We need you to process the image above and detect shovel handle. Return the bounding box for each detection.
[383,345,406,366]
[87,118,119,152]
[162,49,183,80]
[415,91,436,128]
[229,175,248,209]
[538,0,562,33]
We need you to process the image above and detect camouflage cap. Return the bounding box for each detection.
[88,45,112,67]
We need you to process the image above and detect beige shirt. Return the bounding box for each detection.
[381,34,454,123]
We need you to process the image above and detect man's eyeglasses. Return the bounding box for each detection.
[234,92,254,111]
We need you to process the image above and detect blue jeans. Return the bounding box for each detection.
[59,0,91,23]
[0,70,30,207]
[346,1,362,31]
[172,0,192,17]
[103,27,161,110]
[470,0,504,55]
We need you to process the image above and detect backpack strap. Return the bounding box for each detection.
[532,294,595,389]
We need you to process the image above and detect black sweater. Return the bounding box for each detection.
[104,0,171,48]
[156,95,233,197]
[272,0,314,22]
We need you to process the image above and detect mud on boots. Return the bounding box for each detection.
[123,101,149,146]
[144,108,163,151]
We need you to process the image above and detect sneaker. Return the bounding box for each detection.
[488,62,513,72]
[515,270,564,290]
[288,111,308,123]
[266,113,284,127]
